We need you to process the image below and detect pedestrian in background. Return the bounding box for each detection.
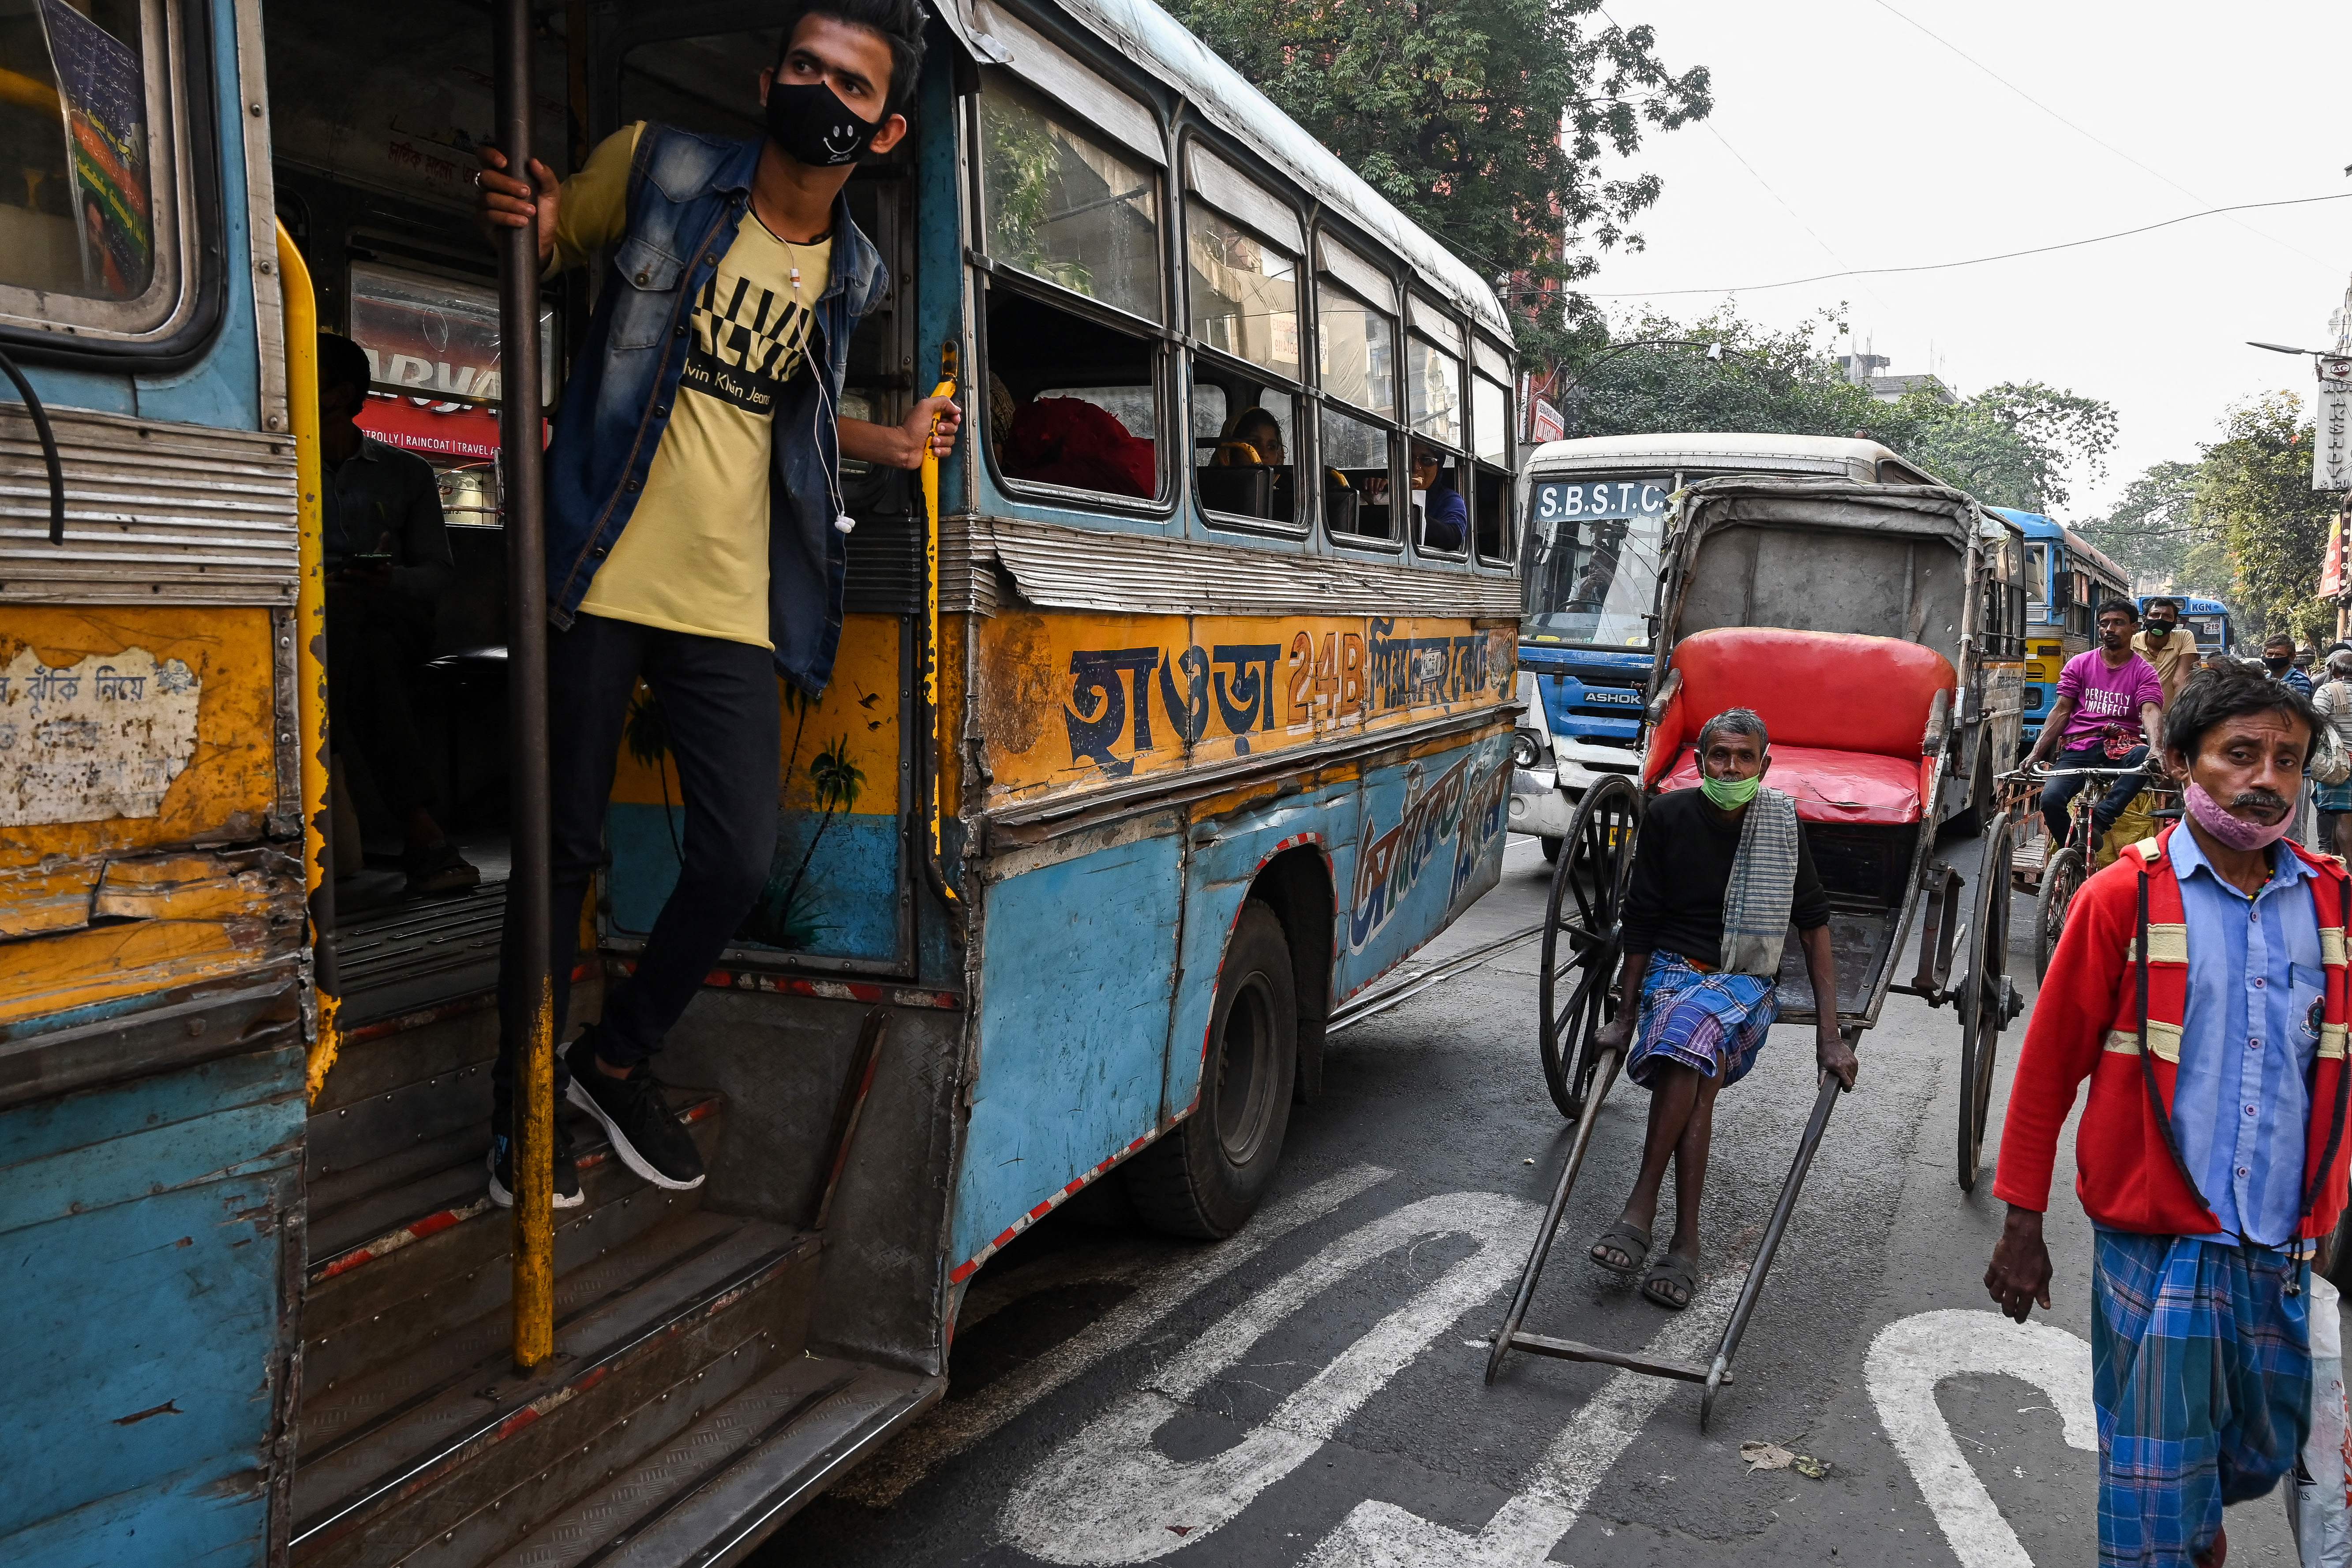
[2133,596,2200,708]
[2311,649,2352,860]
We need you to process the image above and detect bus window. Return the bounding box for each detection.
[1320,402,1395,542]
[2023,543,2048,608]
[1407,334,1461,449]
[1317,280,1395,420]
[1192,378,1299,526]
[978,79,1161,322]
[1470,340,1513,563]
[978,76,1166,504]
[1521,474,1672,647]
[1186,200,1299,379]
[0,0,187,336]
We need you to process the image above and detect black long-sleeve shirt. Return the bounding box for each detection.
[1618,788,1831,968]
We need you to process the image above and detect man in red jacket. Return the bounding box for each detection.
[1987,664,2352,1568]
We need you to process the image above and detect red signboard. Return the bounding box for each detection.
[2323,514,2346,600]
[356,394,528,463]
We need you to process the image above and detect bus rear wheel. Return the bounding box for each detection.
[1126,900,1298,1239]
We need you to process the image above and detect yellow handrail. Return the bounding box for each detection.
[921,361,961,914]
[278,220,342,1097]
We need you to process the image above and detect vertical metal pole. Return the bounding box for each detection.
[495,0,555,1376]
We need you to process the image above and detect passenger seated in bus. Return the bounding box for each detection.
[1582,709,1852,1311]
[475,0,960,1207]
[1200,406,1292,520]
[316,333,479,898]
[1001,394,1155,498]
[1410,442,1466,551]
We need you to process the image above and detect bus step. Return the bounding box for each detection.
[301,1092,727,1394]
[483,1358,938,1568]
[290,1213,820,1566]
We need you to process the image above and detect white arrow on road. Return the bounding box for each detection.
[998,1189,1539,1564]
[1300,1269,1740,1568]
[1865,1308,2097,1568]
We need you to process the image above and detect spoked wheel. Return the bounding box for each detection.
[2032,846,2084,984]
[1538,776,1643,1121]
[1957,812,2017,1192]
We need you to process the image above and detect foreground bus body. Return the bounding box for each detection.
[0,1,1518,1562]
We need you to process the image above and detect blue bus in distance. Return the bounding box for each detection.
[1992,508,2132,748]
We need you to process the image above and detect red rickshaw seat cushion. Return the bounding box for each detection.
[1650,627,1956,826]
[1657,743,1929,825]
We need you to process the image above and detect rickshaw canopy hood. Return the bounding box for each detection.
[1670,475,1987,552]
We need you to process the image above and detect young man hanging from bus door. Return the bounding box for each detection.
[316,332,482,898]
[1583,708,1854,1310]
[2025,600,2168,856]
[1987,666,2352,1568]
[473,0,962,1205]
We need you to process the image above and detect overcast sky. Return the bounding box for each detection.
[1580,0,2351,520]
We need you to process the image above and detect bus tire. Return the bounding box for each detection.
[1126,901,1298,1239]
[1540,835,1562,864]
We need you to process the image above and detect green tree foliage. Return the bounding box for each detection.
[2191,392,2335,647]
[1565,309,2115,512]
[2076,460,2198,587]
[1162,0,1711,364]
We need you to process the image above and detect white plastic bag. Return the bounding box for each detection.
[2289,1273,2350,1568]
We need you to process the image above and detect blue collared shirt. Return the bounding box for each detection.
[2168,827,2326,1246]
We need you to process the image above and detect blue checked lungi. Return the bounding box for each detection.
[2092,1229,2313,1567]
[1625,949,1777,1091]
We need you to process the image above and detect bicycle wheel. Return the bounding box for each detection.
[1958,812,2016,1192]
[2032,846,2084,984]
[1537,776,1643,1121]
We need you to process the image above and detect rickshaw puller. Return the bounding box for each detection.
[1586,708,1854,1311]
[1987,667,2352,1568]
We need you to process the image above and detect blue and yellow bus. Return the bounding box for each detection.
[0,1,1518,1561]
[1992,508,2132,748]
[2139,593,2235,657]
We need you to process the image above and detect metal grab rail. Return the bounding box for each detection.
[277,221,343,1097]
[494,0,556,1376]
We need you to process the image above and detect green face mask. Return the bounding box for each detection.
[1700,771,1763,810]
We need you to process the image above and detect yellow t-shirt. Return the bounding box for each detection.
[553,123,832,648]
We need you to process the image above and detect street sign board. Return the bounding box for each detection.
[2319,356,2352,493]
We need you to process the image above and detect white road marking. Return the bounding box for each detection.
[838,1163,1393,1507]
[1299,1270,1741,1568]
[998,1190,1538,1564]
[1865,1308,2097,1568]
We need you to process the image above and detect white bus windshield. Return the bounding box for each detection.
[2182,611,2227,651]
[1520,473,1671,648]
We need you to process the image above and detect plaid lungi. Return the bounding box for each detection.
[1625,949,1777,1091]
[2092,1229,2313,1567]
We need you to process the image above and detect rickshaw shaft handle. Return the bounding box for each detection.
[1486,1048,1623,1385]
[1704,1064,1846,1392]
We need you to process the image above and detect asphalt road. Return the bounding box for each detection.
[757,831,2327,1566]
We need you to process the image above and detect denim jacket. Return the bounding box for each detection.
[542,125,887,696]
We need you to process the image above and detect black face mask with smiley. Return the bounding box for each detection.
[765,79,879,168]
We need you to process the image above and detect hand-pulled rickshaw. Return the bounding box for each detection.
[1487,477,2027,1426]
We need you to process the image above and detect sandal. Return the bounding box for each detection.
[1642,1251,1698,1311]
[1589,1220,1652,1276]
[403,840,481,896]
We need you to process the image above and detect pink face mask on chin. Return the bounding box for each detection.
[2183,780,2294,852]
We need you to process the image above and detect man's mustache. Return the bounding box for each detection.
[2230,790,2291,823]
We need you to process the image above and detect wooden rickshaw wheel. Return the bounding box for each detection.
[2032,846,2085,984]
[1538,775,1644,1121]
[1957,810,2017,1193]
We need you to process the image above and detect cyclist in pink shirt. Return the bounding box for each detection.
[2022,599,2166,846]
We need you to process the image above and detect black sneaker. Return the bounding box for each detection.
[563,1035,705,1191]
[488,1114,583,1209]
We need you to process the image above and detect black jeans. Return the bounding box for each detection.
[493,614,780,1123]
[326,581,437,820]
[2040,741,2150,847]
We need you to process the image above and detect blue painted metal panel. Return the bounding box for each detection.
[1517,645,1649,742]
[1333,731,1512,1000]
[1164,788,1352,1118]
[0,1043,303,1568]
[607,805,901,963]
[952,833,1182,1270]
